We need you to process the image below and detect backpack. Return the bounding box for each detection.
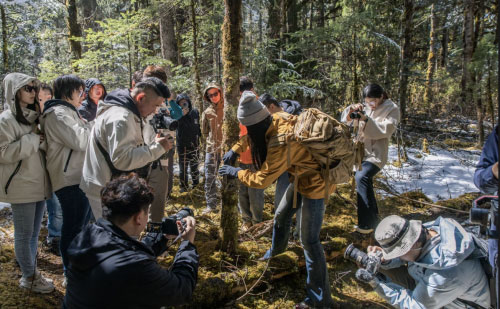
[289,108,355,200]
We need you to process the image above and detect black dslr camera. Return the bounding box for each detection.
[344,243,383,275]
[350,109,365,120]
[146,207,194,236]
[470,195,498,238]
[150,107,179,133]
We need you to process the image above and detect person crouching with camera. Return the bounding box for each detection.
[355,215,490,308]
[64,173,198,308]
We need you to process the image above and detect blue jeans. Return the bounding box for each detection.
[238,163,265,224]
[264,184,333,307]
[46,193,62,240]
[355,161,381,229]
[275,171,301,237]
[11,201,46,277]
[56,185,91,270]
[204,152,221,209]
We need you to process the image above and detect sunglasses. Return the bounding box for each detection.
[207,92,220,99]
[180,102,189,108]
[22,85,38,93]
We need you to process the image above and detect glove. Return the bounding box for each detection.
[218,165,242,179]
[222,150,239,165]
[355,269,378,288]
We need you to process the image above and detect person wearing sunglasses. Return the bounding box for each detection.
[0,73,54,293]
[78,78,107,122]
[40,74,93,285]
[201,83,224,214]
[175,93,201,193]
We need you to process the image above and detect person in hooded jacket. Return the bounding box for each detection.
[80,77,173,220]
[40,74,93,278]
[357,215,491,309]
[341,83,400,234]
[77,78,107,122]
[201,83,224,214]
[0,73,54,293]
[219,91,336,308]
[65,173,199,308]
[176,93,201,192]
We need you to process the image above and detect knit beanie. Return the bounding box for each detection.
[237,91,270,126]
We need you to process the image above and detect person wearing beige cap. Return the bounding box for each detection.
[356,215,491,308]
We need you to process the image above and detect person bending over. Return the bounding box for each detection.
[64,173,198,308]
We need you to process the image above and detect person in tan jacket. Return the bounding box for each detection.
[40,74,93,276]
[219,91,335,308]
[341,83,400,234]
[0,73,54,293]
[200,83,224,214]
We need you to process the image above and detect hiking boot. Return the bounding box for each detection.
[19,271,54,294]
[354,225,374,234]
[45,237,61,256]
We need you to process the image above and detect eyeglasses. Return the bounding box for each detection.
[22,85,38,93]
[180,102,189,108]
[207,92,220,99]
[79,90,85,98]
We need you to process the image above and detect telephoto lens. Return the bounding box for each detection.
[344,243,369,268]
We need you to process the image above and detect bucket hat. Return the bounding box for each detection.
[374,215,422,260]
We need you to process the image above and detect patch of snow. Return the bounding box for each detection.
[0,202,10,211]
[380,145,481,201]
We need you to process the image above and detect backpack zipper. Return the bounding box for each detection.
[64,149,73,172]
[5,161,22,194]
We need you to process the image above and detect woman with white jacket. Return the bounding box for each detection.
[0,73,54,293]
[40,75,92,277]
[342,84,400,234]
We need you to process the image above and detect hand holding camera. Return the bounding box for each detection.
[156,133,174,151]
[178,216,196,243]
[348,104,366,121]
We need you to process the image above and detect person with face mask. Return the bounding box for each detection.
[0,73,53,293]
[341,84,400,234]
[357,215,491,309]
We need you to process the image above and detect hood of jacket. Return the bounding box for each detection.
[279,99,303,115]
[84,78,107,105]
[43,99,79,115]
[96,88,140,119]
[3,73,37,118]
[67,218,154,272]
[203,83,223,110]
[414,217,475,270]
[176,93,193,113]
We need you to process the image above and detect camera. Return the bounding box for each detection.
[150,107,179,133]
[344,243,382,275]
[146,207,194,236]
[470,195,498,238]
[350,110,365,120]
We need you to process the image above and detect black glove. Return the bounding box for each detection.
[222,150,239,165]
[218,165,242,179]
[355,269,377,287]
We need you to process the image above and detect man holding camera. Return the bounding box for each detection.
[355,215,490,308]
[65,173,198,308]
[80,77,173,219]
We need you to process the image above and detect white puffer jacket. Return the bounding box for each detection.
[40,100,93,192]
[80,89,166,198]
[0,73,52,203]
[342,99,400,169]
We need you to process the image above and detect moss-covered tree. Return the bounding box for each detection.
[220,0,242,255]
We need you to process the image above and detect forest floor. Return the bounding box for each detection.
[0,115,489,308]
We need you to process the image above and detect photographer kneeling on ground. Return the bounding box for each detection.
[64,173,199,308]
[356,215,490,309]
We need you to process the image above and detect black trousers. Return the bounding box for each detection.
[178,145,199,189]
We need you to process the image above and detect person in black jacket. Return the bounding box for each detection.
[176,93,201,192]
[78,78,107,121]
[65,173,199,308]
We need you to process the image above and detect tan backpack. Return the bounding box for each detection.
[293,108,355,188]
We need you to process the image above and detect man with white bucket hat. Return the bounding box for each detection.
[355,215,491,309]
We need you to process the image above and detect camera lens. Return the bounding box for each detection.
[470,208,490,226]
[344,243,369,267]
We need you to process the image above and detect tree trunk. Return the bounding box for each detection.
[1,4,7,73]
[461,0,475,108]
[317,0,325,27]
[486,55,495,126]
[268,0,281,40]
[190,0,203,113]
[80,0,98,31]
[424,4,437,105]
[159,3,178,77]
[220,0,242,255]
[398,0,414,123]
[66,0,83,64]
[175,8,184,66]
[440,25,448,68]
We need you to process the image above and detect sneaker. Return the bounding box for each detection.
[19,271,54,294]
[201,207,216,215]
[354,225,374,234]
